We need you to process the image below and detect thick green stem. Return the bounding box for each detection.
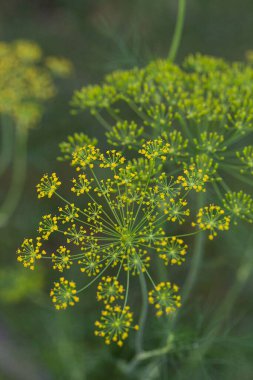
[135,271,149,354]
[0,115,14,176]
[182,193,206,303]
[0,126,28,228]
[168,0,186,62]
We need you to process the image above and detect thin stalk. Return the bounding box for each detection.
[76,259,113,293]
[168,0,186,62]
[124,330,174,374]
[0,126,28,228]
[123,260,130,310]
[135,271,149,354]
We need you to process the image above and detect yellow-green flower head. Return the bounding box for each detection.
[71,84,116,114]
[99,150,126,169]
[71,144,100,170]
[52,246,73,272]
[94,305,139,347]
[236,146,253,176]
[36,173,61,199]
[97,276,124,304]
[161,131,189,162]
[16,237,46,270]
[192,205,231,240]
[71,174,93,195]
[223,191,253,224]
[64,224,86,246]
[155,237,187,266]
[0,39,72,128]
[58,133,98,162]
[138,138,170,161]
[79,252,103,276]
[148,282,181,317]
[193,132,225,155]
[71,53,253,213]
[18,138,231,345]
[106,120,144,149]
[58,204,80,224]
[38,214,58,240]
[177,164,209,192]
[50,277,79,310]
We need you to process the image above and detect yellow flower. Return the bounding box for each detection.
[50,278,79,310]
[36,173,61,199]
[17,237,46,270]
[94,305,138,346]
[148,282,181,317]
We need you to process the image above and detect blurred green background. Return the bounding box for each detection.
[0,1,253,379]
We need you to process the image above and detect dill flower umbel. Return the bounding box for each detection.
[0,39,72,128]
[17,237,46,270]
[71,53,253,226]
[192,205,230,240]
[36,173,61,199]
[148,282,181,317]
[50,278,79,310]
[97,276,124,304]
[17,138,230,345]
[94,305,139,347]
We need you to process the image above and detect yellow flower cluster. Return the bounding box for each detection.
[71,174,93,195]
[139,138,170,161]
[155,237,188,266]
[148,282,181,317]
[99,150,126,169]
[17,139,231,345]
[0,39,72,128]
[36,173,61,199]
[72,145,100,170]
[38,214,58,240]
[17,237,46,270]
[192,205,231,240]
[97,276,124,304]
[52,246,72,272]
[50,278,79,310]
[94,305,139,347]
[177,165,209,192]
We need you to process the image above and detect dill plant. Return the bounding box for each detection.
[69,54,253,345]
[58,6,253,370]
[15,0,253,376]
[0,39,72,228]
[17,139,231,346]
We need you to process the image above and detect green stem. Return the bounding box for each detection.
[76,259,113,293]
[135,271,149,354]
[0,126,28,228]
[123,331,174,374]
[0,115,14,176]
[168,0,186,62]
[182,193,206,303]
